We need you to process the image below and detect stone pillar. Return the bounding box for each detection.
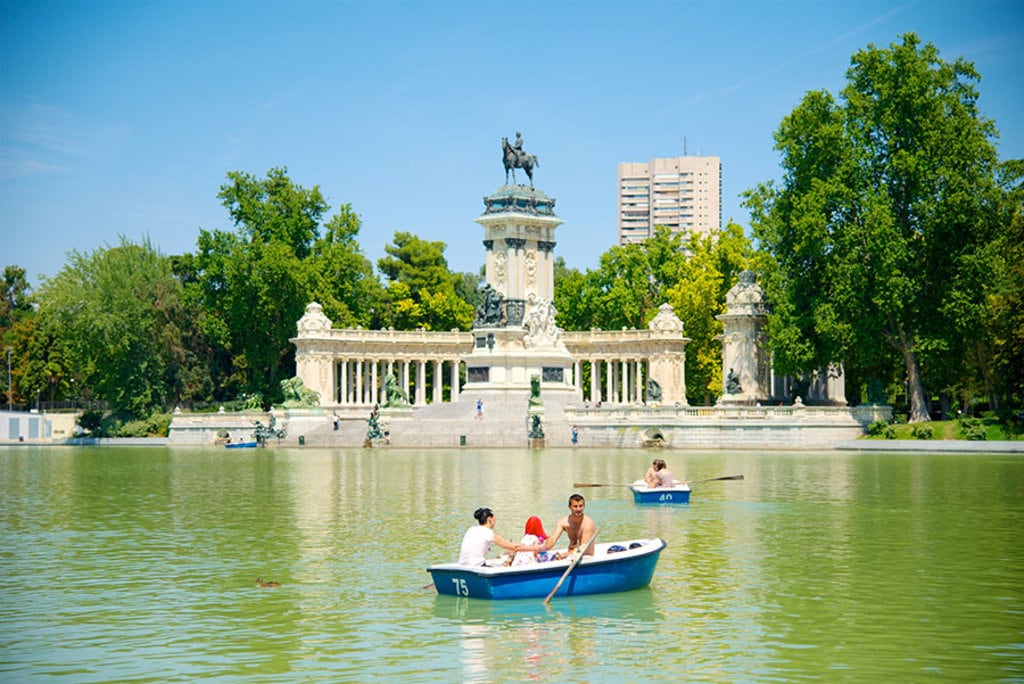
[635,359,643,404]
[355,360,364,405]
[646,303,690,405]
[370,361,379,406]
[450,359,460,402]
[416,360,426,405]
[590,360,600,404]
[339,360,348,404]
[716,270,770,405]
[402,360,411,401]
[618,360,626,403]
[432,360,443,404]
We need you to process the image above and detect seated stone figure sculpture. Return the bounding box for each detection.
[383,375,409,407]
[279,377,320,408]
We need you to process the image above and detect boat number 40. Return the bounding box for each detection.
[450,578,470,596]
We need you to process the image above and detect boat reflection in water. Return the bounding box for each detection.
[434,587,663,681]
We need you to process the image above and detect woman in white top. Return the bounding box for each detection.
[459,507,539,566]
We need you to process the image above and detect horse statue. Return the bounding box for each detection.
[502,134,539,187]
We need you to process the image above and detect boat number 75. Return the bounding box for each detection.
[450,578,469,596]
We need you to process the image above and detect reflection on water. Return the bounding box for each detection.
[434,590,662,682]
[0,446,1022,682]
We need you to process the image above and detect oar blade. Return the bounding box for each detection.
[689,474,745,484]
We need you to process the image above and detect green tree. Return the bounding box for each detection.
[1,266,33,331]
[35,237,186,415]
[190,168,345,403]
[989,160,1024,406]
[309,204,384,329]
[744,33,1004,422]
[554,227,688,332]
[1,265,35,408]
[376,231,474,331]
[665,222,753,405]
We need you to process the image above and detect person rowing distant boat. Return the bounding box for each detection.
[645,459,674,488]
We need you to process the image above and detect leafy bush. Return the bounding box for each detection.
[77,410,105,436]
[957,416,987,441]
[910,424,934,440]
[867,420,897,439]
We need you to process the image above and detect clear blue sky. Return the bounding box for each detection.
[2,0,1022,288]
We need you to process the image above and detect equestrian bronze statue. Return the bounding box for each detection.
[502,131,539,186]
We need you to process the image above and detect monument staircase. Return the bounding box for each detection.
[293,391,578,449]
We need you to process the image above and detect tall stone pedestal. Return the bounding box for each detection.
[465,183,575,395]
[716,270,770,405]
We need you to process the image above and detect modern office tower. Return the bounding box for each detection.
[617,155,722,245]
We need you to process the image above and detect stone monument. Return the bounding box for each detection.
[463,132,576,395]
[716,270,770,405]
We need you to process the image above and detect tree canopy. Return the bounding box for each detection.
[377,231,475,331]
[744,33,1006,421]
[553,224,753,405]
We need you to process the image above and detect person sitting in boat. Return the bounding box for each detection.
[647,459,674,488]
[459,507,542,566]
[644,459,659,487]
[541,494,597,561]
[510,516,550,566]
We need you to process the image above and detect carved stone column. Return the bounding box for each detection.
[716,270,770,405]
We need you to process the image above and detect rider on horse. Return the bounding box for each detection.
[503,131,539,186]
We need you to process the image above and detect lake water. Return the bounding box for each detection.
[1,446,1022,682]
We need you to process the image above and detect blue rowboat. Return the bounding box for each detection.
[428,538,666,600]
[630,480,691,504]
[225,441,258,449]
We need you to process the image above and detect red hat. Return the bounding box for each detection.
[524,516,547,541]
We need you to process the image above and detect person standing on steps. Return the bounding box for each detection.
[476,398,484,419]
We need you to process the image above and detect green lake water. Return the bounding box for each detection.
[1,446,1022,682]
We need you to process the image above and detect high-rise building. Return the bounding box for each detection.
[617,155,722,245]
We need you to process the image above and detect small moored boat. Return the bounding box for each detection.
[629,480,691,504]
[428,538,666,600]
[225,441,258,449]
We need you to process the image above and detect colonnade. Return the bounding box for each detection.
[572,357,651,405]
[335,357,463,406]
[333,356,654,407]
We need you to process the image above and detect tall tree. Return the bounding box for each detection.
[1,265,35,408]
[744,33,1003,421]
[376,231,474,331]
[190,168,344,402]
[989,161,1024,406]
[554,227,688,332]
[665,222,753,405]
[35,237,185,415]
[309,204,384,329]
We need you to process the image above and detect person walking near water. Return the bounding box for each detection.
[476,398,483,419]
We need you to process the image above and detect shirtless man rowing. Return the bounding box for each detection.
[542,493,597,560]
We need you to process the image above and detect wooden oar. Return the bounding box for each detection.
[677,474,745,485]
[543,528,599,605]
[575,475,744,488]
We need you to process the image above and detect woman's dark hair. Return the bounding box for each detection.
[474,507,493,524]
